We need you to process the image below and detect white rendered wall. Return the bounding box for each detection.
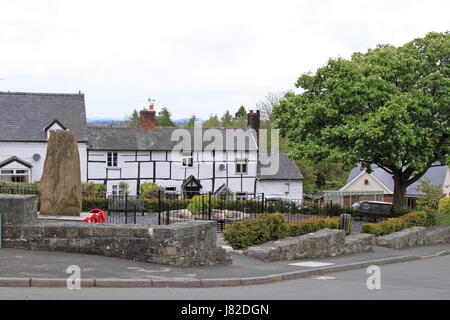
[256,180,303,201]
[88,149,259,195]
[0,142,88,182]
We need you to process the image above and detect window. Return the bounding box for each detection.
[112,185,118,195]
[182,152,194,167]
[364,179,370,186]
[236,192,248,201]
[0,169,30,183]
[235,159,248,175]
[107,152,118,167]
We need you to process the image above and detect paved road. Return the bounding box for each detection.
[1,244,448,281]
[1,255,449,300]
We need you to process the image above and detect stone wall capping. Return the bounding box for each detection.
[375,226,450,249]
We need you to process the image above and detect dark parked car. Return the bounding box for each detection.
[351,201,393,221]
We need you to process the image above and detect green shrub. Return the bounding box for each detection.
[216,200,265,214]
[0,182,38,194]
[416,178,445,210]
[118,182,129,194]
[188,195,218,215]
[143,199,159,212]
[223,213,289,249]
[438,197,450,215]
[152,199,190,212]
[82,183,106,196]
[322,204,353,217]
[288,217,340,237]
[264,201,301,214]
[140,183,164,199]
[361,210,437,236]
[390,206,412,218]
[82,197,108,211]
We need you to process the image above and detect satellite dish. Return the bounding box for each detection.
[219,164,226,171]
[33,154,41,161]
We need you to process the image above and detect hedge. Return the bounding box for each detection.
[223,214,289,250]
[361,211,437,237]
[82,197,108,211]
[438,197,450,215]
[216,200,266,213]
[188,195,218,215]
[288,217,340,237]
[215,200,353,216]
[223,214,342,250]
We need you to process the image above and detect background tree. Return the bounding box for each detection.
[221,110,234,127]
[185,114,198,127]
[128,109,140,127]
[256,92,283,124]
[234,106,247,119]
[273,32,450,207]
[156,107,176,127]
[416,178,445,210]
[203,114,221,128]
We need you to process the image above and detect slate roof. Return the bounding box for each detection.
[257,152,304,180]
[87,127,258,151]
[343,164,449,195]
[0,92,88,142]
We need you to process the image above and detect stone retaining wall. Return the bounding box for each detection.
[375,226,450,249]
[244,229,375,262]
[0,195,231,267]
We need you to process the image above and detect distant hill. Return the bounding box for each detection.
[87,119,130,127]
[87,118,204,127]
[173,118,204,126]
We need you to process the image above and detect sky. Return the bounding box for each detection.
[0,0,449,120]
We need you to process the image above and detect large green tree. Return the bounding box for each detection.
[273,32,450,208]
[156,107,176,127]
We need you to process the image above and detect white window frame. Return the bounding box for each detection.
[235,192,248,201]
[0,168,30,183]
[107,152,119,167]
[182,152,194,168]
[235,159,248,175]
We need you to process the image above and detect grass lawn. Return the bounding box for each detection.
[436,213,450,225]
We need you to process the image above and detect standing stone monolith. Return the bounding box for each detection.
[39,131,82,216]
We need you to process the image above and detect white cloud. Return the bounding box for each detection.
[0,0,448,119]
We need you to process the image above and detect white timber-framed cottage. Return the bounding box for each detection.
[0,91,304,200]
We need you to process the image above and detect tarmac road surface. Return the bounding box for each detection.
[1,254,449,300]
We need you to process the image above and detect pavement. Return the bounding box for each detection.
[0,241,449,288]
[2,255,449,300]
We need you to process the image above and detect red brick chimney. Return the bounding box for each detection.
[248,110,260,146]
[140,105,157,130]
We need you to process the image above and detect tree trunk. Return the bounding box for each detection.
[392,170,407,208]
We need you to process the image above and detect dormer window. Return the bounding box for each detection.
[44,119,67,139]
